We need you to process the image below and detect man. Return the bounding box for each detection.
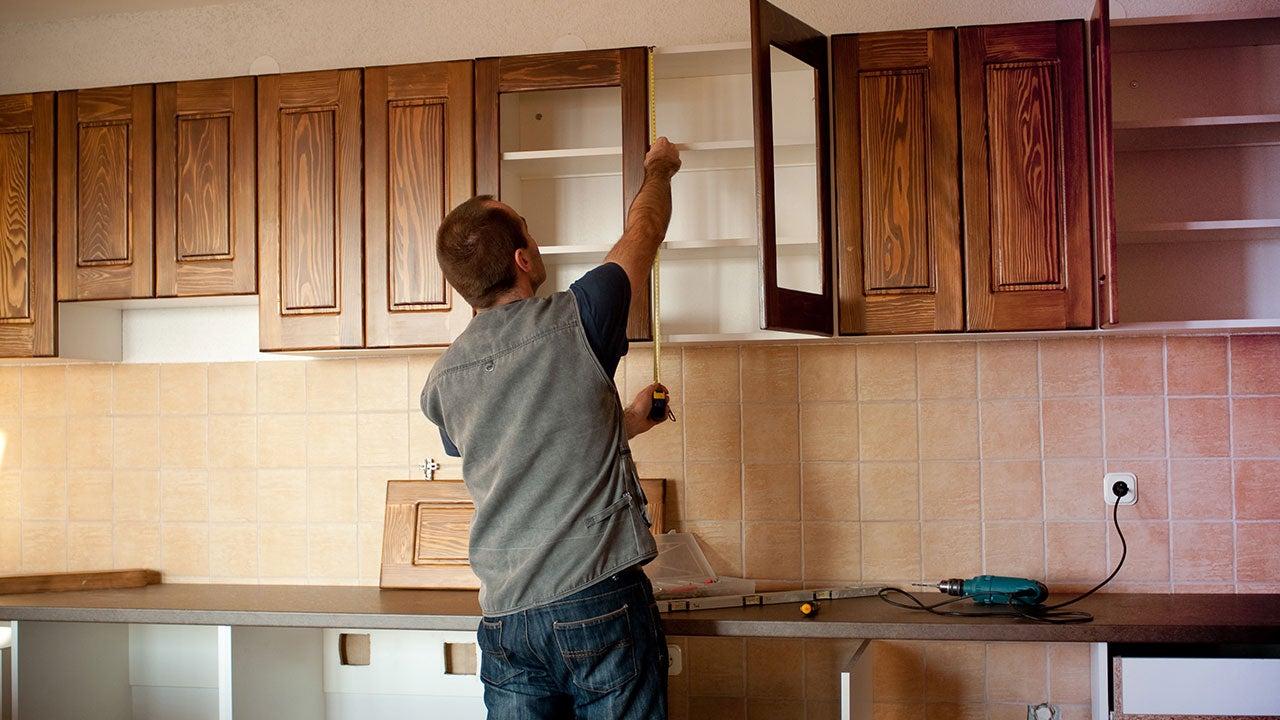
[421,137,682,719]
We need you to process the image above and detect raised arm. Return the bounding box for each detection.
[605,137,682,303]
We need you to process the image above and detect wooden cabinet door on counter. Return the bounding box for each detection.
[258,69,363,350]
[364,60,474,347]
[833,28,963,335]
[155,77,256,297]
[959,21,1093,330]
[0,93,56,357]
[56,85,153,301]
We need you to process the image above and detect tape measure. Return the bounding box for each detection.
[646,47,674,424]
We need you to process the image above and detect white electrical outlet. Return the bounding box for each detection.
[1103,472,1138,506]
[667,643,683,676]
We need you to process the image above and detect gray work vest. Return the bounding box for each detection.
[420,290,656,616]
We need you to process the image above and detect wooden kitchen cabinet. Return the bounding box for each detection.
[257,69,364,350]
[958,21,1093,331]
[475,48,652,340]
[0,92,56,357]
[364,60,475,347]
[155,76,257,298]
[832,28,963,335]
[56,84,154,301]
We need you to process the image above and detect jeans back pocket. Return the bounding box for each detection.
[477,618,520,686]
[552,603,638,694]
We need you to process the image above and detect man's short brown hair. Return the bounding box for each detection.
[436,195,527,309]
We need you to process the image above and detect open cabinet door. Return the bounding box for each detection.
[1091,0,1119,326]
[750,0,835,335]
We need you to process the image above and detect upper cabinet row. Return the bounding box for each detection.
[0,62,474,357]
[1,0,1274,358]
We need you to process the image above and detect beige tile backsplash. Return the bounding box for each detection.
[2,333,1278,719]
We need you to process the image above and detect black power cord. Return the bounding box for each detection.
[878,481,1130,625]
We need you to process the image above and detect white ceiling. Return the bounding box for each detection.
[0,0,254,24]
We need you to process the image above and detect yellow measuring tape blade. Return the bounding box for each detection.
[647,47,662,385]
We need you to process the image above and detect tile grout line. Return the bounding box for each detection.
[1037,340,1050,586]
[1227,337,1239,591]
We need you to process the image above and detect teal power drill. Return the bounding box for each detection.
[915,575,1049,606]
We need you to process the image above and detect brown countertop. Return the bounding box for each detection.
[0,585,1276,644]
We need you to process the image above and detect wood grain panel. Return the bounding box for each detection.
[414,504,473,565]
[75,122,130,264]
[858,69,930,291]
[0,92,54,357]
[156,77,256,297]
[985,60,1063,289]
[387,100,447,308]
[1092,0,1118,326]
[474,49,652,341]
[258,69,363,350]
[834,28,963,335]
[364,60,474,348]
[494,50,622,92]
[381,478,665,590]
[280,108,338,312]
[176,115,231,259]
[0,130,31,322]
[752,0,834,335]
[56,85,153,301]
[959,21,1093,331]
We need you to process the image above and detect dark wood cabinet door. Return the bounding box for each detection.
[475,48,652,341]
[56,85,154,301]
[257,69,363,350]
[0,93,56,357]
[364,60,474,348]
[750,0,835,335]
[959,21,1093,330]
[1091,0,1118,327]
[834,29,963,335]
[155,77,256,298]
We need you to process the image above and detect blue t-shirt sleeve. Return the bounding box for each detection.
[569,262,631,378]
[439,428,461,458]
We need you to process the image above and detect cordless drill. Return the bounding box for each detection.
[914,575,1050,606]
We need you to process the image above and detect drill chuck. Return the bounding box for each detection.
[931,575,1049,606]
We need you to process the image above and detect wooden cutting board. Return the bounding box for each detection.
[381,479,664,590]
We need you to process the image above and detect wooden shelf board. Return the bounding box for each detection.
[501,146,622,161]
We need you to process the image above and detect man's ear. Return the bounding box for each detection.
[513,247,533,273]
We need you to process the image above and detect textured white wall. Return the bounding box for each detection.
[1,0,1274,94]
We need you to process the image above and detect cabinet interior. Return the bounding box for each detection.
[510,43,826,342]
[1111,17,1280,325]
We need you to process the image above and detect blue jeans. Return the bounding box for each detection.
[476,567,668,719]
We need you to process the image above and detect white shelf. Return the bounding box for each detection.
[654,42,751,79]
[539,236,818,260]
[500,140,816,180]
[1118,219,1280,244]
[1114,114,1280,129]
[1123,219,1280,232]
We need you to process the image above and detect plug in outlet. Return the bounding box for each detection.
[1103,472,1137,506]
[667,643,682,676]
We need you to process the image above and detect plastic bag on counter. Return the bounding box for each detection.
[642,531,756,600]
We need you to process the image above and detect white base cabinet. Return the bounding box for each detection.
[8,622,483,720]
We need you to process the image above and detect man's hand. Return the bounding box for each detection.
[644,136,681,179]
[624,383,670,439]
